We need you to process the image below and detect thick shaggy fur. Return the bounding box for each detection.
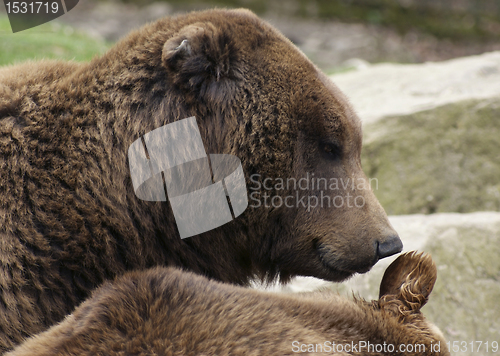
[0,9,401,350]
[7,252,449,356]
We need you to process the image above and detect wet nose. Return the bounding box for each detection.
[377,235,403,259]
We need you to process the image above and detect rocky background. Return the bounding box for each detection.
[1,1,499,354]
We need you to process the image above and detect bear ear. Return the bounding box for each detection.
[162,24,207,66]
[379,251,437,312]
[162,22,239,92]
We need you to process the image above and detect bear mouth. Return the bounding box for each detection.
[316,243,378,281]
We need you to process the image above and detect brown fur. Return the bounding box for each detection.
[0,9,400,351]
[6,252,448,356]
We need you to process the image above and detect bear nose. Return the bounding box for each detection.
[377,235,403,259]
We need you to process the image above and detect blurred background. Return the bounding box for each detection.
[2,0,500,69]
[1,1,499,355]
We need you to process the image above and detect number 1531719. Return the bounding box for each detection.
[5,2,59,14]
[447,341,498,353]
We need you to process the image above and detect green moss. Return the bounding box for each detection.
[325,65,358,76]
[361,99,500,215]
[0,15,110,66]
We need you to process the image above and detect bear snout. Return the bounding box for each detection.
[377,234,403,259]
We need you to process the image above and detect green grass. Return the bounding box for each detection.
[0,15,110,66]
[361,98,500,215]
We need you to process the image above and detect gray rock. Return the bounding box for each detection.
[330,52,500,125]
[360,98,500,215]
[329,54,500,216]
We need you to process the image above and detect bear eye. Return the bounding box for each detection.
[320,141,342,160]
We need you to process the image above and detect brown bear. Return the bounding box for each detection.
[0,8,402,351]
[6,251,448,356]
